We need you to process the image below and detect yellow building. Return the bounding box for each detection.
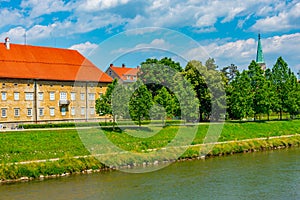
[0,38,112,128]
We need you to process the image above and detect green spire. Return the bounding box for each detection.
[256,34,265,63]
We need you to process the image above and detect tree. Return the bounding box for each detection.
[271,57,296,120]
[184,60,226,121]
[205,57,218,70]
[228,70,253,120]
[129,81,153,126]
[153,87,174,123]
[248,60,269,120]
[95,79,118,123]
[221,64,238,83]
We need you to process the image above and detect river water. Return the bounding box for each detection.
[0,148,299,200]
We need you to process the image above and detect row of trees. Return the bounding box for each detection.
[227,57,300,120]
[96,56,300,123]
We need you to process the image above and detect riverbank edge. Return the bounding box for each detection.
[1,135,300,184]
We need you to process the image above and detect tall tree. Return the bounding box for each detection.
[271,57,295,120]
[95,79,118,123]
[228,70,253,120]
[248,60,269,120]
[129,81,153,126]
[221,64,239,83]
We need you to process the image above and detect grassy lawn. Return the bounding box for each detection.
[1,120,300,163]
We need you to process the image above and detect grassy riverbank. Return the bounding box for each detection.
[1,120,300,182]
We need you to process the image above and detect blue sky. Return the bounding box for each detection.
[0,0,300,73]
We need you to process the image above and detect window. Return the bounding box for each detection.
[71,92,76,101]
[90,107,95,115]
[25,92,34,101]
[14,108,20,117]
[80,93,85,101]
[27,108,32,116]
[81,107,85,115]
[61,107,66,116]
[38,92,44,101]
[109,70,112,76]
[1,92,6,101]
[39,108,44,116]
[50,108,55,116]
[88,93,95,101]
[50,92,55,100]
[71,107,75,116]
[60,92,67,100]
[127,75,130,80]
[1,108,7,118]
[14,83,18,86]
[14,92,19,101]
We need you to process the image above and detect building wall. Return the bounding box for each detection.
[0,78,108,127]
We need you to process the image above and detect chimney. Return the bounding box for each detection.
[5,37,10,50]
[137,66,140,69]
[122,63,125,68]
[110,63,113,67]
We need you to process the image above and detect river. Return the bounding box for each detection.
[0,148,299,200]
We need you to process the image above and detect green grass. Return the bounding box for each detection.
[1,120,300,163]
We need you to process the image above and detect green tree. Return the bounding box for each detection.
[228,70,253,120]
[221,64,238,83]
[95,79,118,123]
[153,87,174,123]
[129,81,153,126]
[248,60,269,120]
[271,57,296,120]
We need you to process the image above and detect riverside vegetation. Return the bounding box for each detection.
[1,120,300,182]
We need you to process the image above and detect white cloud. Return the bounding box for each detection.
[0,8,25,28]
[77,0,131,11]
[69,41,98,55]
[185,33,300,71]
[21,0,72,18]
[251,1,300,32]
[112,38,172,54]
[0,26,26,44]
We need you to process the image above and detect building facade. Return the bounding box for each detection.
[105,64,139,83]
[0,39,112,128]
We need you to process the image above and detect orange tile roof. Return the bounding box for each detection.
[109,66,139,81]
[0,43,112,82]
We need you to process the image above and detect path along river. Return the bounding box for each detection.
[0,147,299,200]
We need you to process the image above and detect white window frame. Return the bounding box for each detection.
[88,93,95,101]
[38,92,44,101]
[14,92,20,101]
[49,92,55,101]
[14,108,20,117]
[80,93,85,101]
[39,108,44,116]
[1,92,7,101]
[27,108,32,117]
[1,108,7,118]
[25,92,34,101]
[71,92,76,101]
[50,108,55,116]
[81,107,85,115]
[71,107,75,116]
[60,92,67,100]
[90,107,95,115]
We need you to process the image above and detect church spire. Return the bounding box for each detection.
[256,34,266,70]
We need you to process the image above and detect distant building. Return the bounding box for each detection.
[0,38,112,128]
[105,64,139,84]
[256,34,266,70]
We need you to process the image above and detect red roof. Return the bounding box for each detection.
[0,43,112,82]
[109,66,139,81]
